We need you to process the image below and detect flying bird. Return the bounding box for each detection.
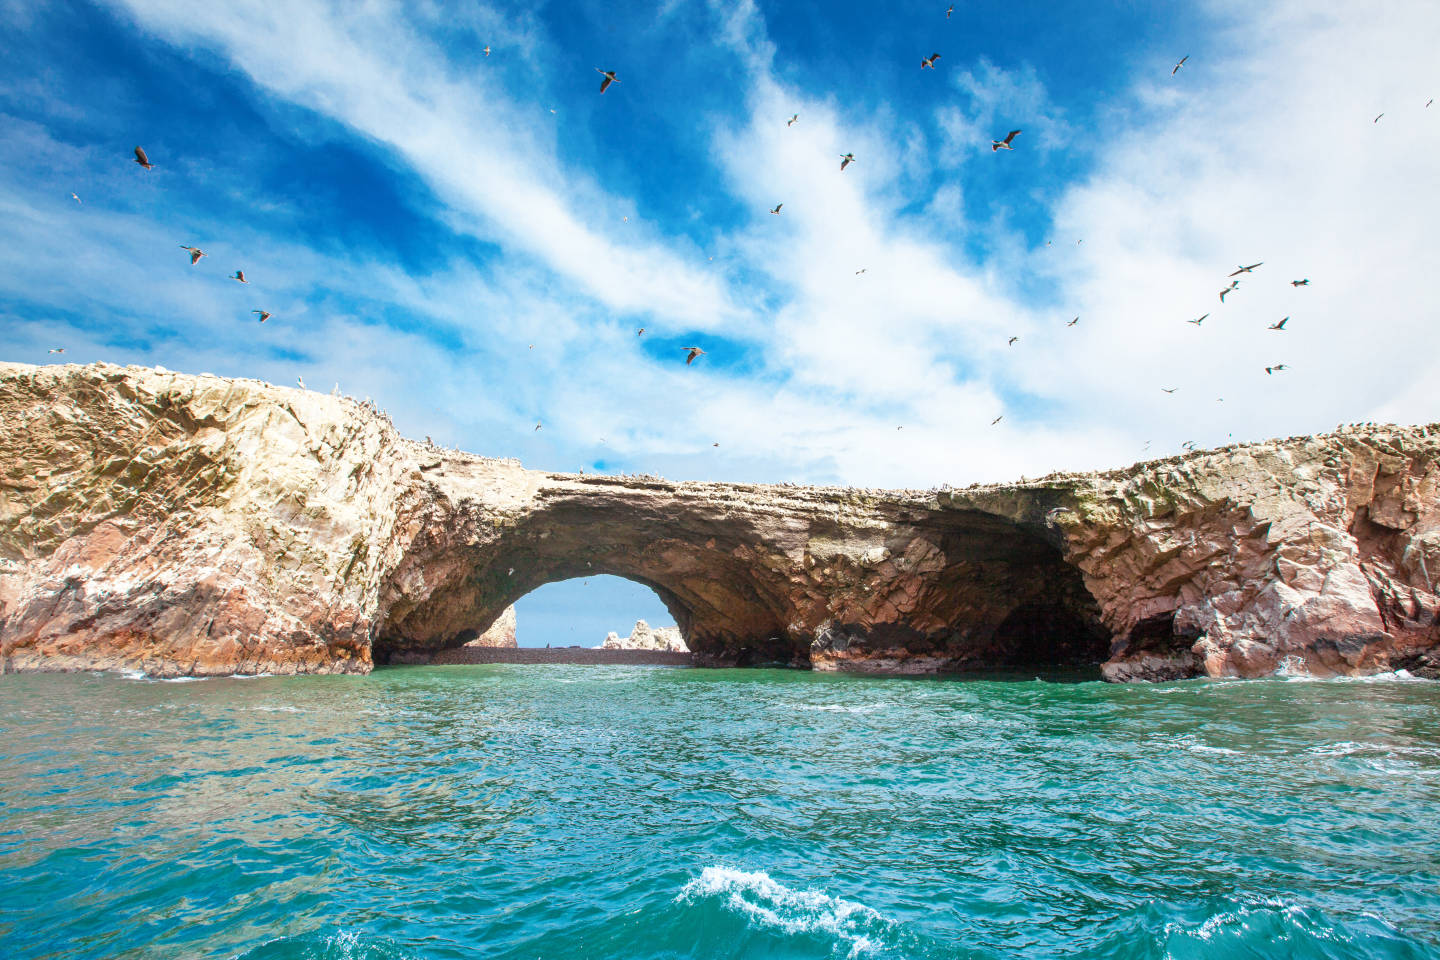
[1172,55,1189,75]
[180,245,205,264]
[596,69,620,93]
[1428,99,1434,108]
[1007,336,1019,346]
[922,53,941,69]
[991,130,1021,151]
[787,114,799,126]
[1161,387,1177,394]
[1269,317,1288,330]
[133,146,153,170]
[683,346,706,365]
[712,442,719,447]
[1291,279,1309,287]
[1228,262,1263,277]
[770,203,783,215]
[1187,313,1209,326]
[1182,441,1197,451]
[535,422,542,431]
[1067,316,1079,326]
[991,415,1003,426]
[636,327,645,336]
[1374,113,1384,123]
[946,5,954,17]
[48,347,64,354]
[296,376,305,389]
[252,310,270,323]
[70,192,81,204]
[231,270,247,283]
[483,45,490,56]
[1265,364,1288,374]
[855,268,866,275]
[1219,281,1238,302]
[840,153,855,171]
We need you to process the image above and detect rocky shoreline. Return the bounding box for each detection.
[3,361,1438,682]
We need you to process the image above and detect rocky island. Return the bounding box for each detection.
[2,361,1437,681]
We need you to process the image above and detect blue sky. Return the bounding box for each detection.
[4,0,1438,644]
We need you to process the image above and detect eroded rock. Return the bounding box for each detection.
[600,620,688,652]
[2,362,1438,681]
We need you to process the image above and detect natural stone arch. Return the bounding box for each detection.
[372,473,1109,671]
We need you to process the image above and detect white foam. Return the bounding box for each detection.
[679,866,889,956]
[793,703,888,715]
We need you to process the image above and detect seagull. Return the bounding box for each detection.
[991,415,1003,426]
[1161,387,1177,394]
[1228,262,1263,277]
[297,376,305,389]
[252,309,270,323]
[991,129,1021,151]
[596,69,620,93]
[1374,113,1384,123]
[483,45,491,56]
[70,192,81,204]
[1269,317,1288,331]
[1007,336,1019,346]
[180,245,205,264]
[1067,316,1079,326]
[770,203,783,215]
[133,146,153,170]
[1187,313,1209,326]
[231,270,248,283]
[637,327,645,336]
[922,53,941,69]
[840,152,855,171]
[1265,364,1288,374]
[683,346,706,365]
[855,268,866,275]
[48,347,64,354]
[787,114,799,126]
[946,5,954,17]
[1172,55,1189,75]
[1219,281,1238,303]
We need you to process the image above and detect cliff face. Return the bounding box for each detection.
[2,362,1437,680]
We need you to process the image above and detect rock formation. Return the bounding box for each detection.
[2,362,1437,681]
[464,605,517,648]
[601,620,688,652]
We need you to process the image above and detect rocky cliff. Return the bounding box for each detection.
[601,620,688,653]
[2,362,1437,680]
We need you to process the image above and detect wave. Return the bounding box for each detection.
[1273,659,1435,683]
[678,866,893,957]
[237,927,412,959]
[792,703,889,714]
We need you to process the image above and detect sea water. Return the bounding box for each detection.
[2,666,1438,959]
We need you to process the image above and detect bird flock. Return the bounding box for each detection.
[51,11,1435,464]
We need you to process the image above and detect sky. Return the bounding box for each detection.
[4,0,1437,644]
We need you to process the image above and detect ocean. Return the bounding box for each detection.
[2,665,1438,959]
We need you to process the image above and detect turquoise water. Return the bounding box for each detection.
[2,667,1439,959]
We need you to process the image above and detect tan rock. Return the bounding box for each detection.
[3,362,1439,681]
[601,620,687,652]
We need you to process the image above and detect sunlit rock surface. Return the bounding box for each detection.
[601,620,688,652]
[2,362,1437,681]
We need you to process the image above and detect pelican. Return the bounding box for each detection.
[180,245,205,264]
[133,146,153,170]
[1172,56,1188,75]
[1187,313,1208,326]
[683,346,706,365]
[991,129,1021,151]
[787,114,799,126]
[231,270,248,283]
[840,152,855,171]
[1228,262,1263,277]
[1291,279,1309,287]
[596,69,620,93]
[770,203,783,215]
[922,53,941,69]
[252,310,270,323]
[1269,317,1288,331]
